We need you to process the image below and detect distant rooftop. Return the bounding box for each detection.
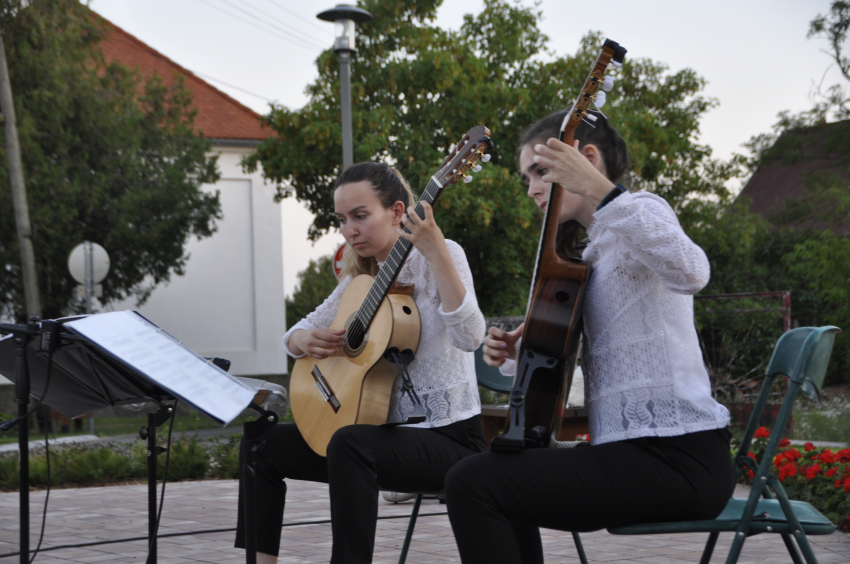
[95,12,272,142]
[738,120,850,233]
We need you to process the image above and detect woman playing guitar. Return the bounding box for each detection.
[234,162,487,563]
[444,110,733,564]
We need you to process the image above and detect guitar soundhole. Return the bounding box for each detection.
[403,306,412,315]
[344,317,369,358]
[555,291,570,303]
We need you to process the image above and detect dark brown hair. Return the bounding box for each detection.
[518,109,629,257]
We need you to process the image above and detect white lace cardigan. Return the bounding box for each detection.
[502,191,730,445]
[282,239,486,428]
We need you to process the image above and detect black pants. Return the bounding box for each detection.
[235,417,486,563]
[445,427,733,564]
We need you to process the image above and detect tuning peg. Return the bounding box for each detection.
[595,91,607,108]
[463,175,473,184]
[472,165,482,172]
[603,76,615,92]
[585,113,598,122]
[481,154,491,162]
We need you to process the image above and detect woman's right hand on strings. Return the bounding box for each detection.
[482,323,524,367]
[289,328,346,359]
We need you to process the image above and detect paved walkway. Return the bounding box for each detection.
[0,480,848,563]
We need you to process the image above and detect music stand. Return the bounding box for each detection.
[0,310,264,564]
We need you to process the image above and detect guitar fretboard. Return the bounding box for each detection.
[355,176,444,328]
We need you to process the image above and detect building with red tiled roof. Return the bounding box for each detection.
[97,13,271,143]
[738,120,850,234]
[91,11,288,380]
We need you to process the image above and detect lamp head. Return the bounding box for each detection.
[317,4,374,52]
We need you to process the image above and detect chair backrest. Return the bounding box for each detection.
[474,346,513,393]
[732,326,841,483]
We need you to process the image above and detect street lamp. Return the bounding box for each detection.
[317,4,373,170]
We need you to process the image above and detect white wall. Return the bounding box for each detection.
[108,144,287,376]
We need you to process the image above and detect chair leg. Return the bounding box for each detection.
[700,532,719,564]
[398,494,424,564]
[725,531,747,564]
[571,532,588,564]
[781,533,805,564]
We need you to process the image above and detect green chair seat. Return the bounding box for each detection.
[610,498,836,536]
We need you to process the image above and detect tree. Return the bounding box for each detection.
[285,255,339,332]
[284,254,339,371]
[0,1,221,322]
[245,0,734,315]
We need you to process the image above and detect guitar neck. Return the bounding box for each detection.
[355,175,445,327]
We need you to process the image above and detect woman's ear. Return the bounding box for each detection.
[581,144,608,178]
[391,200,406,226]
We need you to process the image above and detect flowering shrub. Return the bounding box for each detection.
[737,426,850,531]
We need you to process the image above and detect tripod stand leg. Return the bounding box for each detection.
[143,405,173,564]
[15,333,31,564]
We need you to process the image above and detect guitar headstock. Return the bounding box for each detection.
[434,125,493,186]
[561,38,627,144]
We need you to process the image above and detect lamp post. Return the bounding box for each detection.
[317,4,373,171]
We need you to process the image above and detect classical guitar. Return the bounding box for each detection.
[291,126,493,456]
[490,39,626,452]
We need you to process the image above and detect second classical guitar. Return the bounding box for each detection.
[491,39,626,452]
[290,126,493,456]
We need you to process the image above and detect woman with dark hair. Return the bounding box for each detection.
[235,162,487,563]
[444,110,732,564]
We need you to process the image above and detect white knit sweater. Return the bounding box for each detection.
[503,191,729,445]
[283,240,485,428]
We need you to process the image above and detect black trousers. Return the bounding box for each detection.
[235,417,486,563]
[445,427,733,564]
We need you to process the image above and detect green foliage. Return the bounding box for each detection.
[244,0,731,316]
[152,434,210,481]
[209,433,242,480]
[0,1,221,321]
[790,394,850,443]
[286,255,339,330]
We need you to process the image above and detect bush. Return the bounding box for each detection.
[739,426,850,531]
[209,433,242,479]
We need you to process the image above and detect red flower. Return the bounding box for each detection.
[804,464,823,481]
[784,448,802,460]
[837,449,850,463]
[804,442,815,452]
[779,463,798,482]
[819,450,836,465]
[845,478,850,494]
[779,438,791,447]
[754,427,770,439]
[826,468,838,478]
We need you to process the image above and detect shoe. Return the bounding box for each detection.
[381,491,417,503]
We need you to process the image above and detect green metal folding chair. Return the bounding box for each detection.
[608,325,841,564]
[396,346,588,564]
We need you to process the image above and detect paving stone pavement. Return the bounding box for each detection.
[0,480,848,563]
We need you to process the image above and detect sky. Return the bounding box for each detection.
[86,0,843,298]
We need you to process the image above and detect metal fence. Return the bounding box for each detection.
[694,291,791,404]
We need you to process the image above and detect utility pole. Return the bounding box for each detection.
[0,29,41,319]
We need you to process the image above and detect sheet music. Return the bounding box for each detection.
[64,311,256,425]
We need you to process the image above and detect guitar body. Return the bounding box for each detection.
[290,275,420,456]
[515,261,590,444]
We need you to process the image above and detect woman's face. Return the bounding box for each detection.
[334,180,402,262]
[519,142,587,225]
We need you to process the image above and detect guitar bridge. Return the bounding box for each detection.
[311,365,341,413]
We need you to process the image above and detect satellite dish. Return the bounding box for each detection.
[68,242,110,284]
